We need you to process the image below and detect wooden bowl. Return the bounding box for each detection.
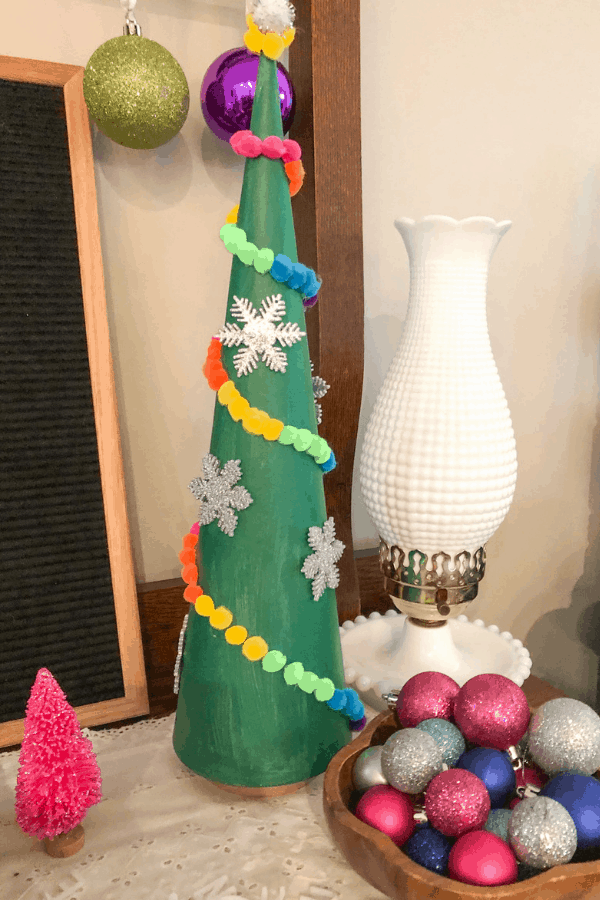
[323,680,600,900]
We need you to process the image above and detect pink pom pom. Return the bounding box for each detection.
[190,522,200,535]
[261,135,284,159]
[230,130,262,157]
[282,139,302,162]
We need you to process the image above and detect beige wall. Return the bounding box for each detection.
[5,0,600,703]
[357,0,600,705]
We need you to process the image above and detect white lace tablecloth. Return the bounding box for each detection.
[0,713,387,900]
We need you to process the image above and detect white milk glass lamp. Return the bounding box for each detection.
[343,216,531,711]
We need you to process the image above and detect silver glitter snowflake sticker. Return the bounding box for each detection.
[311,362,330,425]
[188,454,253,537]
[217,294,306,377]
[301,517,345,601]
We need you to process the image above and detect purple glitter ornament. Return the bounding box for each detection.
[201,48,296,142]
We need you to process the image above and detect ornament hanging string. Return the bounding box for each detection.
[119,0,140,35]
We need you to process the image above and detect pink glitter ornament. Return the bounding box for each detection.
[425,769,490,837]
[453,674,530,751]
[396,671,460,728]
[515,764,548,794]
[354,784,415,846]
[448,830,518,886]
[15,669,102,840]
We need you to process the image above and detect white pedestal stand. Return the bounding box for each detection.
[340,610,532,712]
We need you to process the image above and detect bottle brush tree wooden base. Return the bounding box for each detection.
[43,824,85,858]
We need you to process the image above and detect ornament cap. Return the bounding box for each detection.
[123,22,142,36]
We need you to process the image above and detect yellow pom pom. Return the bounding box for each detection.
[244,28,264,54]
[228,395,251,421]
[225,625,248,645]
[242,408,270,435]
[282,27,295,48]
[226,204,239,225]
[262,418,284,441]
[217,380,238,405]
[242,636,269,661]
[210,606,234,630]
[262,32,285,60]
[195,595,214,617]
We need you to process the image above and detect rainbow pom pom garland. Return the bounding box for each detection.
[179,523,365,729]
[203,338,336,473]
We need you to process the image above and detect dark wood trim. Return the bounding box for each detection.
[288,0,365,624]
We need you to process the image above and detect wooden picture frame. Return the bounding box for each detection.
[0,56,148,747]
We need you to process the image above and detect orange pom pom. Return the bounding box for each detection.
[206,338,222,360]
[182,532,198,549]
[178,547,196,565]
[285,160,305,196]
[181,563,198,584]
[183,584,203,603]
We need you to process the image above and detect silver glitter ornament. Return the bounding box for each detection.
[484,808,512,843]
[381,728,444,794]
[508,797,577,869]
[527,697,600,776]
[416,717,466,767]
[352,746,388,793]
[84,36,189,150]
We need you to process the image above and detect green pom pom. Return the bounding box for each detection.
[262,650,287,673]
[238,242,258,266]
[278,425,298,445]
[254,247,275,274]
[293,428,313,452]
[298,671,320,694]
[283,661,304,685]
[314,677,336,702]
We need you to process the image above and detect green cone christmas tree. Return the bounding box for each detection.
[172,4,364,791]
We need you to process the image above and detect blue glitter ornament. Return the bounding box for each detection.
[416,718,466,767]
[456,747,516,808]
[484,808,512,843]
[540,773,600,849]
[403,825,452,874]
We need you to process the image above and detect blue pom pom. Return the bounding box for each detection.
[343,689,364,720]
[319,450,336,473]
[288,263,310,291]
[302,270,321,297]
[326,689,347,711]
[270,254,293,282]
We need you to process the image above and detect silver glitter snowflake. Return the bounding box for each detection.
[217,294,305,377]
[301,517,345,601]
[311,363,330,425]
[188,454,253,537]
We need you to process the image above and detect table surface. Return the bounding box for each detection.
[0,676,562,900]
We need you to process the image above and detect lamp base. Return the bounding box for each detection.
[340,610,532,712]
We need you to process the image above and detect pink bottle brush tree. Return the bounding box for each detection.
[15,668,102,851]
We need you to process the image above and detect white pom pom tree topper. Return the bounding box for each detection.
[343,216,528,702]
[246,0,295,34]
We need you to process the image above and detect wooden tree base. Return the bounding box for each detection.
[210,778,308,798]
[43,824,85,858]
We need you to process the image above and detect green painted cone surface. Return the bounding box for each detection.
[173,53,349,787]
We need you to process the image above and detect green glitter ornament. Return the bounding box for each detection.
[83,35,189,150]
